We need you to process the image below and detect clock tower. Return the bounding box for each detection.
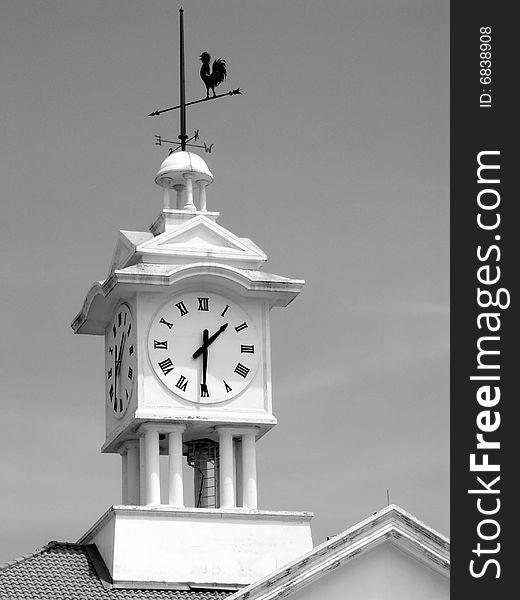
[71,150,313,589]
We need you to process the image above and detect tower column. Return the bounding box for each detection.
[217,427,235,508]
[140,424,161,505]
[120,448,128,505]
[173,184,184,209]
[183,173,196,211]
[139,436,146,505]
[162,187,172,210]
[162,424,186,507]
[241,430,258,509]
[197,180,208,211]
[125,440,141,505]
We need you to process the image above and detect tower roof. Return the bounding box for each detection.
[155,151,213,189]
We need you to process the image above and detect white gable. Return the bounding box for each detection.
[291,542,449,600]
[137,215,267,269]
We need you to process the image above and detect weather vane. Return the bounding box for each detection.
[149,7,242,155]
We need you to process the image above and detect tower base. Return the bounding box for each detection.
[78,506,313,588]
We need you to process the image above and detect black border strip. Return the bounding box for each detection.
[451,2,516,596]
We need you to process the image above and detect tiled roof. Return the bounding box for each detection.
[0,542,233,600]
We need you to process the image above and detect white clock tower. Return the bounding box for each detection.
[72,150,313,589]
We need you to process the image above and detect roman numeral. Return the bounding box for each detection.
[154,340,168,349]
[159,317,174,329]
[221,304,230,317]
[234,363,250,378]
[124,312,127,326]
[118,312,122,327]
[128,367,133,380]
[200,383,210,397]
[241,344,254,354]
[112,324,117,337]
[109,384,114,400]
[129,345,134,356]
[224,380,232,393]
[158,358,174,376]
[125,389,129,400]
[107,368,112,379]
[119,398,123,412]
[175,301,188,317]
[235,322,248,332]
[198,297,209,311]
[176,375,188,392]
[127,323,132,335]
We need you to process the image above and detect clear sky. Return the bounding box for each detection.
[0,0,449,563]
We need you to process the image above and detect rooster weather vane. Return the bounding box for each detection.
[149,8,242,155]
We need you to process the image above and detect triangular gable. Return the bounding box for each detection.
[228,505,449,600]
[137,215,267,268]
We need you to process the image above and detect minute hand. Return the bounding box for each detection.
[192,323,228,359]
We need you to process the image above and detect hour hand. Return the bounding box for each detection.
[192,323,228,359]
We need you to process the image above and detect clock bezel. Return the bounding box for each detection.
[105,302,137,420]
[146,290,260,405]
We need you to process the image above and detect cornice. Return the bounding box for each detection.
[72,262,304,334]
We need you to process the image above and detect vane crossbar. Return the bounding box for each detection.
[149,89,242,117]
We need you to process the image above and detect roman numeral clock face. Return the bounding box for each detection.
[147,292,260,404]
[105,304,137,418]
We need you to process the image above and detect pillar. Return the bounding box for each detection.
[125,440,140,505]
[183,174,196,211]
[218,428,235,508]
[198,180,208,211]
[162,187,171,210]
[173,184,184,209]
[241,431,258,509]
[141,424,161,505]
[120,449,128,505]
[165,424,185,507]
[139,436,145,505]
[234,439,243,507]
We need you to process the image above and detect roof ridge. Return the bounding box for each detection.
[0,540,85,573]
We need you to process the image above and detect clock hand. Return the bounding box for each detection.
[192,323,228,359]
[116,333,126,376]
[113,343,118,407]
[201,329,208,396]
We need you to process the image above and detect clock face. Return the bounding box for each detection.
[147,292,260,404]
[105,304,136,418]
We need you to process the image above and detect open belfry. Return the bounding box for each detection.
[1,8,450,599]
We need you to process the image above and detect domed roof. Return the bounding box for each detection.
[155,151,213,189]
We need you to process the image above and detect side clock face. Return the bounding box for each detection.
[147,292,260,404]
[105,304,136,418]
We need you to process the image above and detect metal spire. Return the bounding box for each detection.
[179,8,187,151]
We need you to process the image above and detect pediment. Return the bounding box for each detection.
[137,215,267,267]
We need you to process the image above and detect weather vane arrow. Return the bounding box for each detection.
[149,7,243,154]
[148,89,242,118]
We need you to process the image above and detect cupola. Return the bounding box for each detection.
[155,150,213,212]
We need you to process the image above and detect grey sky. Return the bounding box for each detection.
[0,0,449,563]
